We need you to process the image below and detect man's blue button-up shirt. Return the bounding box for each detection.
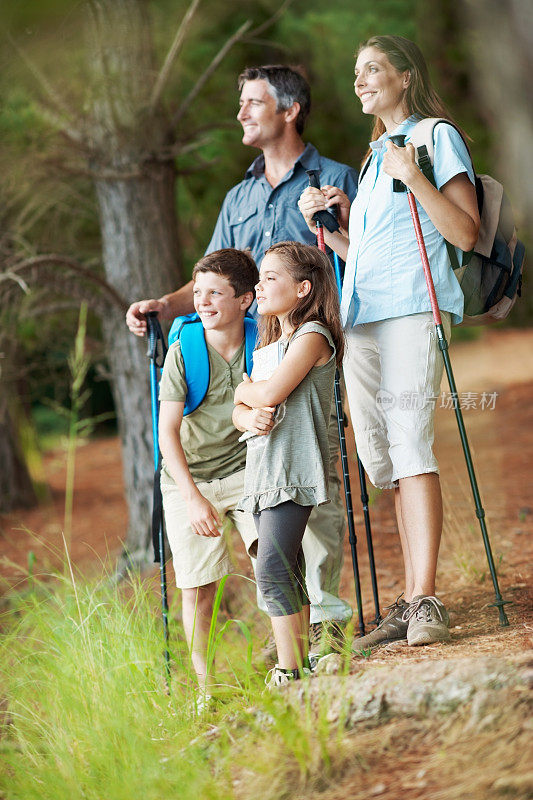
[206,143,358,266]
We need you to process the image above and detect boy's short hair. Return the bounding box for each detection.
[192,248,258,297]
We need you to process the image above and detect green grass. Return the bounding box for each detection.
[0,311,353,800]
[0,561,353,800]
[0,566,249,799]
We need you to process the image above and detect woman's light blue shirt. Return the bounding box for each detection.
[340,116,475,327]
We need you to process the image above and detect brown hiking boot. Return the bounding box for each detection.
[308,620,346,657]
[403,595,450,646]
[351,596,409,652]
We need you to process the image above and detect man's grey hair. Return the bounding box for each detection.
[238,65,311,134]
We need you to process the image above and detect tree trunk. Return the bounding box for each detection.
[94,160,181,564]
[0,393,37,514]
[461,0,533,222]
[83,0,183,565]
[461,0,533,321]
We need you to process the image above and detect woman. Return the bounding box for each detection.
[298,35,480,648]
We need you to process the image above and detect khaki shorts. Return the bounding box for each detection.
[343,312,451,489]
[161,468,257,589]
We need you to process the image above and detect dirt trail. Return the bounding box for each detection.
[2,329,532,660]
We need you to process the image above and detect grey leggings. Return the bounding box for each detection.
[253,501,312,617]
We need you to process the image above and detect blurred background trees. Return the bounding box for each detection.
[0,0,530,562]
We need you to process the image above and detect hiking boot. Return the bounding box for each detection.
[265,664,310,690]
[403,595,451,646]
[308,620,346,657]
[351,596,409,652]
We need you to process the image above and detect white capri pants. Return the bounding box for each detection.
[343,312,451,490]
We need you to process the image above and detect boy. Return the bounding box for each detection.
[158,248,274,703]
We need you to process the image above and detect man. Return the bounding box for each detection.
[126,65,359,653]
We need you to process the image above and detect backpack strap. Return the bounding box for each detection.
[243,315,258,376]
[358,155,372,186]
[407,117,471,270]
[176,315,210,416]
[167,312,258,416]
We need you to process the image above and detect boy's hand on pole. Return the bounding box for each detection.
[187,493,222,537]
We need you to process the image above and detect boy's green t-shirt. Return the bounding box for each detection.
[159,339,247,484]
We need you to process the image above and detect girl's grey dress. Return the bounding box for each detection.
[238,321,336,515]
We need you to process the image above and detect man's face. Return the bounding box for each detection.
[236,79,287,150]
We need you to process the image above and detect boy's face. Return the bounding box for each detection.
[193,271,251,332]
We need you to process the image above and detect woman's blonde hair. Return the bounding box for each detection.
[258,241,344,365]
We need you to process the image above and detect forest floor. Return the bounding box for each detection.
[1,327,532,799]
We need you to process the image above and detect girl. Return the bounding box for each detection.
[233,241,344,687]
[298,35,480,649]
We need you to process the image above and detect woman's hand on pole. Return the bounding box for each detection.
[383,141,480,251]
[298,186,351,261]
[298,186,324,233]
[382,141,419,186]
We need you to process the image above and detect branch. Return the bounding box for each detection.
[46,160,143,180]
[1,271,30,294]
[86,1,124,136]
[152,120,237,161]
[177,120,237,142]
[3,255,128,311]
[245,0,293,39]
[149,0,203,114]
[8,34,84,144]
[170,0,292,129]
[36,104,88,148]
[175,157,220,176]
[171,19,252,128]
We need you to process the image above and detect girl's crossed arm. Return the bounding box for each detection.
[234,331,332,410]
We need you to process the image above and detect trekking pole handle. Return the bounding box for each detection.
[146,311,167,368]
[306,170,340,233]
[389,134,408,193]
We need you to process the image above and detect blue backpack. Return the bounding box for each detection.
[167,313,258,415]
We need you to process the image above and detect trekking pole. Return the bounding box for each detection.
[306,170,373,634]
[146,312,172,684]
[389,134,510,627]
[331,250,381,627]
[327,216,381,624]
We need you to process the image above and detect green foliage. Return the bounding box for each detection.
[0,565,341,800]
[1,0,528,479]
[0,571,232,799]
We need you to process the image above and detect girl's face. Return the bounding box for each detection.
[354,46,410,126]
[255,253,309,320]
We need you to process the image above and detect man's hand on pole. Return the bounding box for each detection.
[126,298,166,337]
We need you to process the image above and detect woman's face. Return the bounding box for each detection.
[354,46,410,125]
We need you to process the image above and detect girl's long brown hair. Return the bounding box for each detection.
[357,35,465,164]
[258,241,345,366]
